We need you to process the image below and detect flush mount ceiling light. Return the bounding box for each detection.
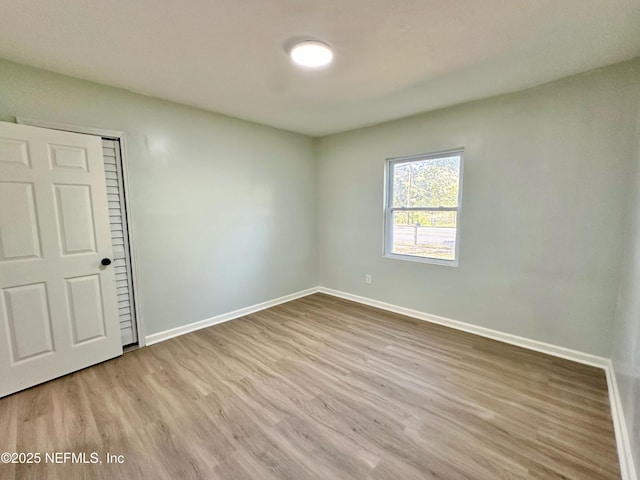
[289,40,334,68]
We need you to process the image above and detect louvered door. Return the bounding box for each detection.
[102,138,137,346]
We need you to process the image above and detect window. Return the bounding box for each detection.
[384,149,463,265]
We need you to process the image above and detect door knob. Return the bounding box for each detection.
[101,258,112,266]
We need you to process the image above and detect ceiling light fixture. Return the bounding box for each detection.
[289,40,334,68]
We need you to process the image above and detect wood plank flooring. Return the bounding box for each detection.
[0,293,620,479]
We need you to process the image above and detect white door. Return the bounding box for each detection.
[0,121,122,397]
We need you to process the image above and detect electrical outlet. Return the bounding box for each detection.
[365,274,372,285]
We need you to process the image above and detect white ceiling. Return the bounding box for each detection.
[1,0,639,137]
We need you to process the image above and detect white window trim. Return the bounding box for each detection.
[383,148,464,267]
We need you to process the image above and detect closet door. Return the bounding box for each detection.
[102,138,137,346]
[0,121,122,397]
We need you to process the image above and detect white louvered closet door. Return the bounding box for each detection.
[102,139,137,346]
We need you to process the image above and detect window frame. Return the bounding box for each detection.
[383,148,464,267]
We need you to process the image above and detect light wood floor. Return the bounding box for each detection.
[0,293,620,479]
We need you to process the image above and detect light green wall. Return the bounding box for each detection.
[316,60,640,356]
[1,57,639,356]
[0,59,317,336]
[611,93,640,475]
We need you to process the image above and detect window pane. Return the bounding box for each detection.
[392,155,460,208]
[391,210,456,261]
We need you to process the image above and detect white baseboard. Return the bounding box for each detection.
[146,285,608,367]
[145,287,319,346]
[605,360,638,480]
[318,287,609,369]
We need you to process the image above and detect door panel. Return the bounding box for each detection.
[0,138,29,167]
[0,121,122,397]
[49,144,89,171]
[0,181,41,260]
[4,282,54,361]
[65,274,106,344]
[53,184,97,254]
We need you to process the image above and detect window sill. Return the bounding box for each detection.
[383,252,459,267]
